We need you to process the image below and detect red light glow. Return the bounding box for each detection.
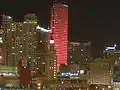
[50,3,68,72]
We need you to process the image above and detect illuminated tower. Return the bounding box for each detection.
[50,0,68,71]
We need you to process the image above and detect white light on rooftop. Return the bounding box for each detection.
[36,25,52,33]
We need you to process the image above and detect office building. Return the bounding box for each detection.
[50,0,68,71]
[2,14,51,76]
[68,41,91,66]
[47,40,57,80]
[22,14,38,70]
[19,60,31,86]
[36,25,50,76]
[89,58,113,85]
[2,15,23,66]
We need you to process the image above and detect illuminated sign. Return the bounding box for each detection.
[105,44,117,51]
[105,47,116,50]
[61,73,79,77]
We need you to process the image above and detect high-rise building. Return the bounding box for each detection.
[36,26,50,76]
[23,14,51,76]
[2,15,23,66]
[2,14,51,77]
[50,0,68,71]
[22,14,38,70]
[48,40,57,80]
[68,41,91,65]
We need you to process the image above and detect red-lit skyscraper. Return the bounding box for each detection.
[50,0,68,71]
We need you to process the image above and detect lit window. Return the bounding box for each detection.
[40,40,42,43]
[8,16,11,19]
[81,49,83,51]
[20,51,22,53]
[70,56,72,58]
[12,53,15,55]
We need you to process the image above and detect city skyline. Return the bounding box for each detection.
[0,0,120,89]
[0,0,120,57]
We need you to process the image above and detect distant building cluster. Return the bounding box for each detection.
[0,14,57,86]
[1,0,120,90]
[0,0,68,87]
[2,14,47,73]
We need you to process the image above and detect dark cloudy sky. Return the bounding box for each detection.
[0,0,120,57]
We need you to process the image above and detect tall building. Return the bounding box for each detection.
[2,15,23,66]
[68,41,91,66]
[50,0,68,71]
[48,40,57,80]
[22,14,38,71]
[2,14,51,77]
[36,25,50,76]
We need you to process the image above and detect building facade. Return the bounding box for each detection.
[2,14,52,77]
[68,41,91,66]
[47,40,57,80]
[22,14,38,71]
[2,15,23,66]
[50,1,68,71]
[36,26,50,76]
[88,59,112,85]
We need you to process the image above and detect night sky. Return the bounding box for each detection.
[0,0,120,57]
